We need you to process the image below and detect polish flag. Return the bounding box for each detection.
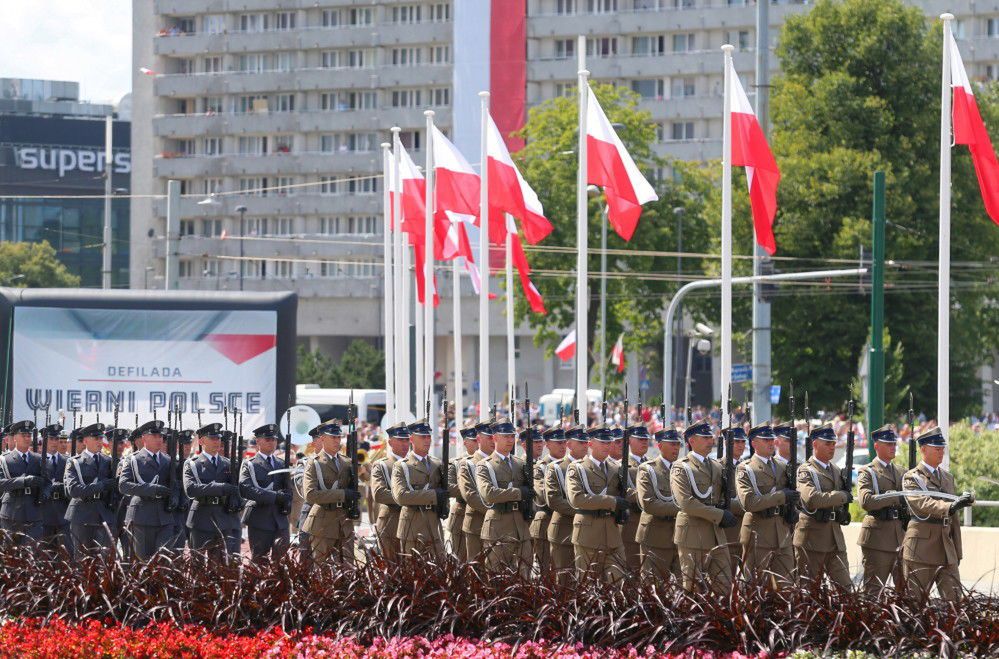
[486,114,553,245]
[555,330,576,362]
[139,67,157,76]
[389,143,426,237]
[413,243,439,307]
[586,86,658,241]
[727,58,782,254]
[948,33,999,225]
[518,270,546,314]
[611,334,625,373]
[432,126,480,223]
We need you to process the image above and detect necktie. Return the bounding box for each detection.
[268,456,275,471]
[423,457,431,473]
[506,457,513,474]
[601,461,608,480]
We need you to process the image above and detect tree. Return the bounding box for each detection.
[512,83,715,392]
[296,345,337,388]
[849,328,910,421]
[0,241,80,288]
[330,340,385,390]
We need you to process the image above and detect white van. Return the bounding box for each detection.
[295,385,386,425]
[538,388,603,425]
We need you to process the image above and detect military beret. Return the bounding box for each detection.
[8,420,35,434]
[518,427,541,441]
[491,418,516,435]
[459,425,478,440]
[564,426,588,441]
[386,422,411,439]
[772,423,793,440]
[40,423,64,438]
[253,423,279,439]
[683,422,713,441]
[610,427,624,440]
[809,424,836,442]
[407,420,432,436]
[627,425,651,439]
[197,423,222,438]
[542,427,567,441]
[916,427,946,447]
[77,423,104,438]
[311,422,343,437]
[136,419,165,436]
[655,428,681,443]
[871,424,898,444]
[748,424,775,441]
[475,421,494,436]
[587,425,613,442]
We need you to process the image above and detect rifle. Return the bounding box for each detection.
[616,383,631,525]
[164,406,179,513]
[437,386,450,520]
[839,399,855,525]
[222,406,229,458]
[32,404,38,452]
[720,383,734,511]
[803,392,812,461]
[786,380,798,487]
[601,389,607,426]
[907,392,917,469]
[105,404,120,511]
[521,382,534,522]
[35,409,49,505]
[660,403,666,434]
[70,410,78,458]
[572,393,579,425]
[225,407,243,514]
[278,394,293,515]
[346,391,361,521]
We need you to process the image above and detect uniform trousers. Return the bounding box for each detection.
[640,545,681,581]
[70,523,113,554]
[248,527,290,561]
[794,546,852,588]
[678,545,733,594]
[574,544,627,583]
[862,547,904,594]
[0,519,42,543]
[129,524,174,560]
[484,535,532,578]
[550,542,575,584]
[904,560,962,601]
[742,544,796,585]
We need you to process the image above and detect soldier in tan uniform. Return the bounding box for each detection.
[475,419,533,576]
[857,425,908,593]
[619,424,650,572]
[529,426,564,573]
[721,427,748,570]
[545,426,587,583]
[565,426,629,583]
[302,422,359,563]
[369,423,410,561]
[670,422,738,593]
[794,424,852,588]
[390,420,447,557]
[458,422,493,561]
[902,428,973,601]
[736,424,798,585]
[773,423,795,467]
[636,427,681,581]
[447,424,479,559]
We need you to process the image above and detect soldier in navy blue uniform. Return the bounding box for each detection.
[38,423,72,554]
[166,429,195,551]
[183,423,242,559]
[0,420,47,543]
[106,427,131,544]
[240,423,291,560]
[118,420,176,560]
[64,422,117,553]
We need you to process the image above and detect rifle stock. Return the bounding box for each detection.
[522,383,534,522]
[279,395,294,515]
[616,385,630,525]
[347,390,361,520]
[803,392,812,461]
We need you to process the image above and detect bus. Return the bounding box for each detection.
[295,385,386,425]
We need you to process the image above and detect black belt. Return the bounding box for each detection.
[630,502,641,513]
[579,509,614,518]
[868,508,903,521]
[454,498,467,507]
[803,509,834,523]
[386,503,402,511]
[755,506,782,518]
[492,502,523,513]
[916,516,952,526]
[14,488,33,496]
[658,515,676,522]
[50,489,65,501]
[82,493,104,502]
[197,496,225,506]
[403,504,435,511]
[534,505,551,515]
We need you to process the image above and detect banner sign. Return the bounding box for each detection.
[12,306,278,430]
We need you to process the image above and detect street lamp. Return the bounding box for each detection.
[672,207,686,415]
[684,325,713,426]
[235,205,247,291]
[1,274,25,286]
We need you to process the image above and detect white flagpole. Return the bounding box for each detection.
[479,92,490,421]
[576,35,590,419]
[415,258,424,412]
[939,14,954,459]
[721,44,734,422]
[381,142,395,420]
[424,110,436,420]
[391,127,410,419]
[505,217,515,407]
[453,258,464,429]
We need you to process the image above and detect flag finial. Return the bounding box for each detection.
[479,91,490,99]
[721,44,735,54]
[941,12,954,21]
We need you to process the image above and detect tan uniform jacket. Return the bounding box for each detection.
[545,455,577,545]
[302,451,354,539]
[622,456,642,544]
[735,454,791,549]
[636,457,680,549]
[902,463,962,565]
[446,458,465,528]
[390,453,445,545]
[370,453,402,536]
[459,451,489,534]
[670,453,727,550]
[529,454,553,541]
[858,459,906,551]
[476,452,530,542]
[794,457,848,552]
[566,456,623,550]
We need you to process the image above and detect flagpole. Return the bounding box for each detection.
[576,35,590,420]
[392,127,410,419]
[479,91,490,422]
[424,110,436,417]
[415,256,424,414]
[939,13,954,459]
[721,44,734,423]
[453,258,464,429]
[505,217,515,408]
[381,142,396,421]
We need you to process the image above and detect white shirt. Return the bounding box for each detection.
[13,449,28,460]
[688,451,707,464]
[388,448,408,462]
[81,449,96,459]
[658,456,672,470]
[875,457,891,469]
[813,457,830,470]
[757,455,772,465]
[920,461,937,476]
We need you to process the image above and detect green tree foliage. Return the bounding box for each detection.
[948,423,999,527]
[0,241,80,288]
[513,83,714,391]
[296,345,337,388]
[297,340,386,390]
[850,328,910,421]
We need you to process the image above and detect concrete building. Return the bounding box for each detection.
[131,0,999,407]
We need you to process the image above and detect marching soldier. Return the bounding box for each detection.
[621,424,650,572]
[370,422,410,561]
[108,427,132,545]
[168,430,194,551]
[721,427,748,570]
[475,419,533,577]
[566,426,629,583]
[38,423,71,554]
[0,420,46,543]
[794,424,852,588]
[636,427,681,581]
[670,422,738,594]
[303,421,359,562]
[528,425,552,573]
[447,424,478,559]
[736,424,798,584]
[64,422,117,553]
[545,426,587,583]
[239,424,292,561]
[118,420,175,560]
[183,423,241,559]
[902,427,973,601]
[294,431,321,560]
[457,421,493,561]
[857,424,907,593]
[391,419,446,557]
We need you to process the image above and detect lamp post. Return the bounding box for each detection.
[235,205,247,291]
[684,324,713,426]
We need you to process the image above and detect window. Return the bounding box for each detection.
[391,88,422,108]
[243,260,264,279]
[672,0,695,6]
[556,0,576,14]
[174,17,195,34]
[270,260,294,279]
[235,95,267,113]
[350,8,373,25]
[202,137,222,156]
[430,45,450,64]
[397,130,421,150]
[245,217,268,236]
[204,259,221,276]
[239,13,268,33]
[392,5,421,24]
[634,0,661,9]
[239,53,267,73]
[179,219,195,236]
[322,9,340,27]
[630,79,664,99]
[178,58,195,74]
[179,260,193,278]
[273,218,295,235]
[555,38,575,60]
[588,0,617,13]
[988,18,999,37]
[274,93,295,113]
[273,52,295,72]
[274,177,296,196]
[319,261,339,278]
[202,56,222,74]
[430,3,451,21]
[670,122,694,141]
[988,65,999,81]
[392,47,422,66]
[554,82,574,97]
[201,14,225,34]
[670,77,695,98]
[273,12,295,30]
[238,136,267,155]
[430,87,450,106]
[672,33,695,52]
[201,219,223,237]
[586,38,617,57]
[202,96,223,113]
[239,177,267,196]
[319,177,339,195]
[323,132,378,153]
[202,179,223,195]
[632,36,665,56]
[348,177,377,195]
[727,30,751,50]
[177,139,195,155]
[272,135,292,154]
[321,51,338,68]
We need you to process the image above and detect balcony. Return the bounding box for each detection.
[152,193,381,220]
[153,155,223,179]
[656,138,721,163]
[161,233,381,261]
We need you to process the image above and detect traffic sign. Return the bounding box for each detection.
[731,364,752,383]
[770,385,782,405]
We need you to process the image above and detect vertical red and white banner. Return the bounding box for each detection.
[611,334,625,374]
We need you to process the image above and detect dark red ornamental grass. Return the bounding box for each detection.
[0,537,996,656]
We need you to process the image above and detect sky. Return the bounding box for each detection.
[0,1,132,105]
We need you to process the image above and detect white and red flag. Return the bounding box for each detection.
[555,330,576,362]
[389,143,427,237]
[727,58,781,254]
[586,86,658,241]
[948,32,999,225]
[486,114,553,245]
[611,334,625,373]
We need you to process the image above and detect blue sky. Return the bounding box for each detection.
[0,1,131,105]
